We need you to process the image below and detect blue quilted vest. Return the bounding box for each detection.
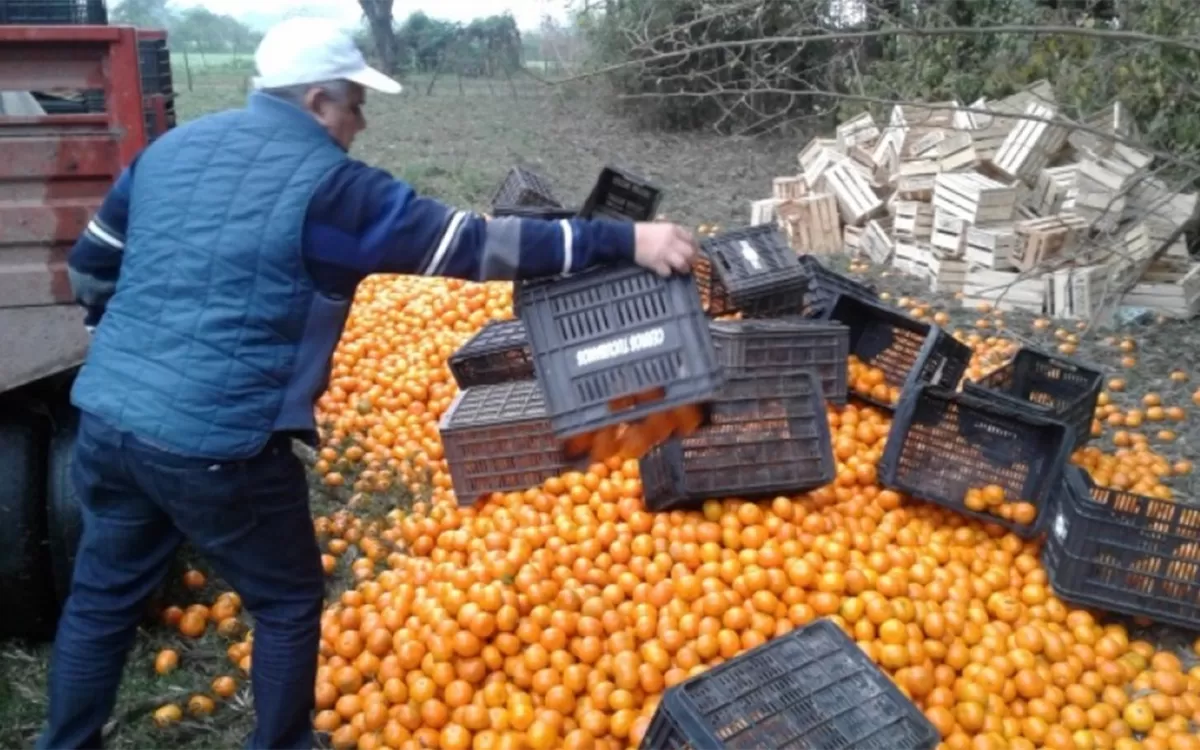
[71,93,352,459]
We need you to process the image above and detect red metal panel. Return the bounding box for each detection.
[0,134,118,180]
[108,26,147,164]
[0,24,156,391]
[0,26,122,42]
[0,45,107,91]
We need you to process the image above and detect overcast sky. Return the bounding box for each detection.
[173,0,571,31]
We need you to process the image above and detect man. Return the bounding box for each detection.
[39,17,697,750]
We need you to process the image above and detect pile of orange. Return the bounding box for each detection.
[160,273,1200,750]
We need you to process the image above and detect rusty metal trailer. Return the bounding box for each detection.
[0,24,162,639]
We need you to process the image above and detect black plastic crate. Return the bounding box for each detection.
[138,38,174,97]
[448,319,533,388]
[1042,467,1200,631]
[694,225,809,317]
[517,264,724,438]
[490,166,561,210]
[797,254,879,319]
[880,385,1075,538]
[709,318,850,404]
[0,0,106,23]
[639,370,835,511]
[579,165,663,222]
[963,346,1103,451]
[438,380,579,506]
[640,618,940,750]
[823,293,970,410]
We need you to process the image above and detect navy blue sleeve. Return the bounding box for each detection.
[302,160,635,296]
[67,159,136,329]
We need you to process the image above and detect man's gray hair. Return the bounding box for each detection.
[258,79,354,105]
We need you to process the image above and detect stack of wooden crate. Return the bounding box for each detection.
[753,80,1200,321]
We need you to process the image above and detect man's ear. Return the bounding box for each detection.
[303,86,329,117]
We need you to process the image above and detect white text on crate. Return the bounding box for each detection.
[574,328,668,368]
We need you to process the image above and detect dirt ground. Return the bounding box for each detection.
[0,70,1196,749]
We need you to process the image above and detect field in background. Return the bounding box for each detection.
[171,68,795,226]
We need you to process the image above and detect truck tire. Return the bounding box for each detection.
[47,419,83,606]
[0,416,58,640]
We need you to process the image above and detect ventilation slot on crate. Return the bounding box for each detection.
[796,254,879,319]
[1042,467,1200,631]
[438,380,579,505]
[490,166,561,210]
[694,225,809,318]
[579,165,662,222]
[639,370,835,511]
[518,265,723,438]
[823,293,971,410]
[880,385,1075,538]
[448,319,534,388]
[963,346,1103,451]
[640,618,940,750]
[709,317,850,404]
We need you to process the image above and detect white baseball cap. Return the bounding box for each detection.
[253,17,402,94]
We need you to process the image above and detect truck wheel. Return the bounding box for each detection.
[47,418,83,606]
[0,416,58,640]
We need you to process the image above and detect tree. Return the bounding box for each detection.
[359,0,400,73]
[110,0,175,28]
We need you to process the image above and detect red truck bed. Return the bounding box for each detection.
[0,25,146,392]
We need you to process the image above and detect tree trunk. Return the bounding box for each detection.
[359,0,399,73]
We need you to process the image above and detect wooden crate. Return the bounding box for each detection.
[1111,141,1154,172]
[778,193,841,255]
[843,225,863,255]
[891,239,927,276]
[953,97,989,132]
[992,102,1067,183]
[1012,213,1088,271]
[893,174,936,201]
[938,132,978,171]
[1127,175,1199,234]
[933,171,1019,224]
[819,161,885,226]
[898,101,957,133]
[1121,222,1157,265]
[1028,165,1079,216]
[896,158,941,180]
[911,129,948,157]
[750,198,783,226]
[893,200,934,241]
[1074,157,1133,232]
[772,175,807,201]
[859,219,893,264]
[923,250,970,294]
[802,147,846,190]
[931,210,969,258]
[1051,263,1121,319]
[1067,101,1135,156]
[965,223,1019,270]
[837,112,880,150]
[962,268,1049,314]
[992,79,1056,116]
[1147,222,1192,260]
[1120,260,1200,319]
[871,132,901,182]
[798,138,841,185]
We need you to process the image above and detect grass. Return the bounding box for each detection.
[3,66,1198,748]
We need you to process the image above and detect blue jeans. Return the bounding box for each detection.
[38,411,325,750]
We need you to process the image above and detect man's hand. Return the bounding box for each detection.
[633,223,698,277]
